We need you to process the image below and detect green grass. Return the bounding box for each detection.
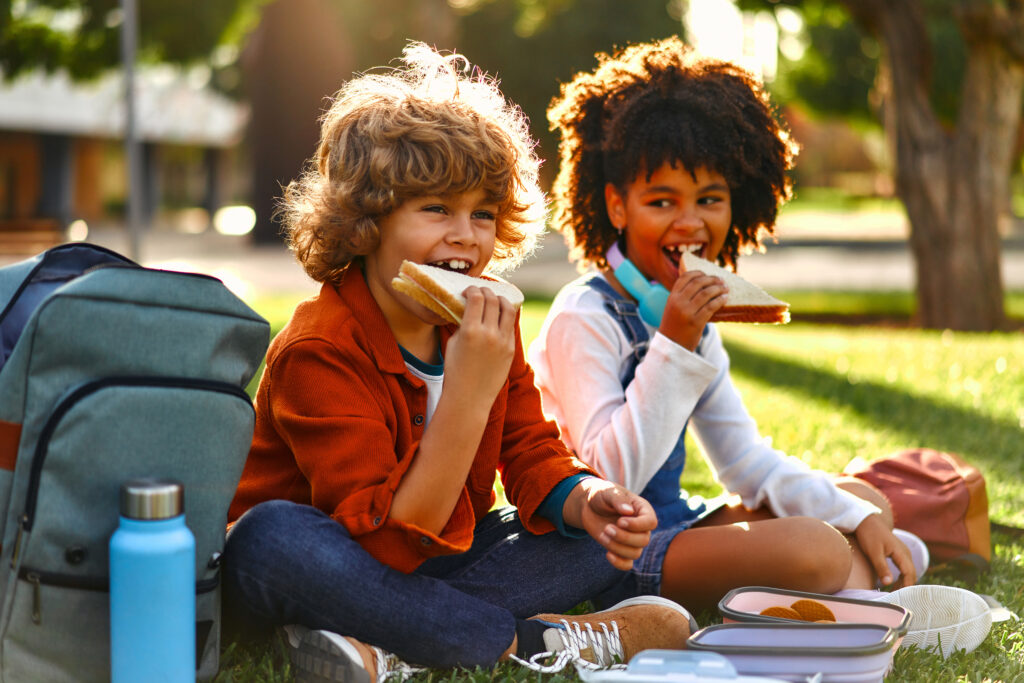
[784,186,906,215]
[225,291,1024,682]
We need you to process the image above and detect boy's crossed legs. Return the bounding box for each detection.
[223,500,693,676]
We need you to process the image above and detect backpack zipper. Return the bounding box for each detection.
[16,566,219,626]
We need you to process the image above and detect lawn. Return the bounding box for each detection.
[219,292,1024,682]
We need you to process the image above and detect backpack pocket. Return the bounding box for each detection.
[1,570,220,682]
[1,377,253,682]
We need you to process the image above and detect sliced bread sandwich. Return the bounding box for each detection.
[391,260,524,325]
[682,252,789,324]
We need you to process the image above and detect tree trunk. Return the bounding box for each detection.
[843,0,1023,330]
[241,0,354,245]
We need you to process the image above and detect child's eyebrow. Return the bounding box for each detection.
[641,182,729,194]
[640,185,680,195]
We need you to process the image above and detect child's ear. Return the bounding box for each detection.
[604,183,626,230]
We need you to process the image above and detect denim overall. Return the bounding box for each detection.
[584,275,707,529]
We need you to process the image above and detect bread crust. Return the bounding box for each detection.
[711,306,790,324]
[392,274,464,324]
[391,261,523,325]
[681,252,789,324]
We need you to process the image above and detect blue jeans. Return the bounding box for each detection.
[222,500,631,668]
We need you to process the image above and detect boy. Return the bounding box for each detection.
[223,42,694,680]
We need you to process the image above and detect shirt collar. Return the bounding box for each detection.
[333,265,455,375]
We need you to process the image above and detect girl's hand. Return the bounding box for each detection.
[442,287,517,408]
[565,478,656,571]
[855,514,917,588]
[658,267,728,351]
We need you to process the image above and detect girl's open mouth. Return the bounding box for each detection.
[663,243,705,268]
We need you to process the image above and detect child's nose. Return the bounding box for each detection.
[672,207,703,230]
[446,214,477,244]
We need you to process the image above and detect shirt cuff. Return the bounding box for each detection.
[535,473,592,538]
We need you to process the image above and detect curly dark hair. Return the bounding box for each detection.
[547,36,799,271]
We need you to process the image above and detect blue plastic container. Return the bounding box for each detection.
[109,479,195,682]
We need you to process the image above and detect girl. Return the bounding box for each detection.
[528,37,923,612]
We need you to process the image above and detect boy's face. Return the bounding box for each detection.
[364,187,499,328]
[605,162,731,291]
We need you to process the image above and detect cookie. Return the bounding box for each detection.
[790,599,836,622]
[759,605,803,620]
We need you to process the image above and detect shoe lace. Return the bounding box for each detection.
[510,617,626,673]
[371,646,421,683]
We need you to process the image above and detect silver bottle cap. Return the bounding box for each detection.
[120,479,184,520]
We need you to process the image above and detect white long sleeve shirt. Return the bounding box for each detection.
[528,273,878,533]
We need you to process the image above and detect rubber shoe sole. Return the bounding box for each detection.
[879,585,993,658]
[283,624,370,683]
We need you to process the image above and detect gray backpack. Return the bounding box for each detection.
[0,243,270,681]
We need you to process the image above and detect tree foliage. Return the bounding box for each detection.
[0,0,258,81]
[453,0,689,178]
[744,0,981,130]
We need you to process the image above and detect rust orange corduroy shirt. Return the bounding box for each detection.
[228,266,597,573]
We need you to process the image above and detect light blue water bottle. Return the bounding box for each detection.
[109,479,195,682]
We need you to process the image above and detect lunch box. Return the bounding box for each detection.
[719,586,911,642]
[687,622,898,683]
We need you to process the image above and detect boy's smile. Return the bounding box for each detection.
[605,163,732,291]
[364,188,499,336]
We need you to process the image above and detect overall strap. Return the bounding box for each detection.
[582,274,650,386]
[582,273,706,529]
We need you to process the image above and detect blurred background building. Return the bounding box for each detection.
[0,65,247,253]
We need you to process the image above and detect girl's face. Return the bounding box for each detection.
[605,162,732,291]
[364,187,499,330]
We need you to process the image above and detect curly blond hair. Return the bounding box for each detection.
[548,36,799,272]
[279,42,546,283]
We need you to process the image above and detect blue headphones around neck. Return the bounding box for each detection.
[606,242,669,327]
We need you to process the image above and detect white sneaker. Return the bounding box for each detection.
[887,528,930,583]
[283,624,419,683]
[878,585,993,658]
[512,596,696,673]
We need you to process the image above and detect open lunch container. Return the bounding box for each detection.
[719,586,911,643]
[687,622,898,683]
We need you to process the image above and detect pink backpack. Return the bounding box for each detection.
[845,448,991,570]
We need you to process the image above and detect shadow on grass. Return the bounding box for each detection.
[723,337,1024,513]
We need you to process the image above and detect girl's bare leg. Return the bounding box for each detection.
[660,478,897,610]
[833,476,894,528]
[658,506,853,613]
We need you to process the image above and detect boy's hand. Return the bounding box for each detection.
[658,262,728,351]
[855,514,917,588]
[442,286,517,408]
[565,477,657,571]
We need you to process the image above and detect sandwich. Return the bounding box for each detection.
[391,260,524,325]
[682,252,790,324]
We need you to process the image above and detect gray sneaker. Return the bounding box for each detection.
[283,624,419,683]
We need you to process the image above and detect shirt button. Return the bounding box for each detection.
[420,536,432,546]
[373,516,382,526]
[413,414,424,426]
